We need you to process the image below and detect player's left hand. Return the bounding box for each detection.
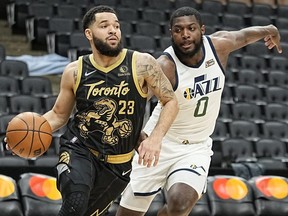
[137,132,161,168]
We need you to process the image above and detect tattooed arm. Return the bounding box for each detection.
[43,61,77,132]
[136,52,179,167]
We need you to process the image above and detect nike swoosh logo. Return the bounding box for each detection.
[85,70,97,77]
[122,169,132,176]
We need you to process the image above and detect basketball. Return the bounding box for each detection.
[6,112,52,159]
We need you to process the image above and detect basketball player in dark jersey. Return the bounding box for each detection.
[14,5,178,216]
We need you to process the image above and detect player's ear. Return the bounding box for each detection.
[201,25,205,35]
[85,28,92,40]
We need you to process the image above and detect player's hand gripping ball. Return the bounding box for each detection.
[6,112,52,159]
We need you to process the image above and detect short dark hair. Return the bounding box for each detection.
[170,7,202,28]
[82,5,117,30]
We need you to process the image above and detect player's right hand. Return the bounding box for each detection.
[3,137,8,149]
[3,137,14,155]
[135,131,148,152]
[137,132,161,168]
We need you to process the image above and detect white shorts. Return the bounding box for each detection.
[120,137,213,212]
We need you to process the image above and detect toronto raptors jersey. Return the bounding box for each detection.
[67,49,147,154]
[144,36,225,143]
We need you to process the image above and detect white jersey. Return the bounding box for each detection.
[144,36,225,143]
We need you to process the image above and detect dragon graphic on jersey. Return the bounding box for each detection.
[77,98,133,145]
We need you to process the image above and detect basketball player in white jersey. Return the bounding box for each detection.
[116,7,282,216]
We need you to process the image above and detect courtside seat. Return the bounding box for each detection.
[201,0,225,17]
[201,12,221,31]
[265,86,288,105]
[33,155,58,167]
[262,121,288,143]
[18,172,62,216]
[211,120,229,142]
[0,156,30,167]
[254,139,288,172]
[0,44,6,62]
[55,4,83,20]
[221,14,245,31]
[175,0,201,10]
[142,9,167,26]
[250,15,272,26]
[270,56,288,71]
[9,95,43,114]
[237,68,266,89]
[129,35,157,54]
[234,84,266,106]
[0,96,9,116]
[267,70,288,88]
[221,138,256,166]
[21,76,53,98]
[264,103,288,124]
[0,76,20,98]
[207,175,255,216]
[119,0,145,10]
[146,0,174,13]
[0,59,29,80]
[226,0,252,17]
[232,102,264,124]
[229,120,261,142]
[248,175,288,216]
[239,55,267,73]
[0,174,23,216]
[134,21,163,39]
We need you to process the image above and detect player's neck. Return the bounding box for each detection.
[92,50,122,68]
[181,49,203,67]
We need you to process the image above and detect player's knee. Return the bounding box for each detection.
[166,187,198,215]
[58,189,89,216]
[167,194,190,214]
[58,180,90,216]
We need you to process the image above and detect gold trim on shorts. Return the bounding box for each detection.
[88,148,134,164]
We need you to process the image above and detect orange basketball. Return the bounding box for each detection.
[6,112,52,159]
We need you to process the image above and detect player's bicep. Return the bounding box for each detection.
[138,54,175,105]
[211,30,248,54]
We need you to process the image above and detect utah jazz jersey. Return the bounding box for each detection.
[144,36,225,143]
[67,49,147,154]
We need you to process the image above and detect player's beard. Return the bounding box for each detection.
[92,35,123,57]
[172,35,203,59]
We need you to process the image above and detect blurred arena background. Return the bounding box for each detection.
[0,0,287,215]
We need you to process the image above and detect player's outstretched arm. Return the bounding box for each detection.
[136,52,178,167]
[211,24,282,56]
[5,61,77,153]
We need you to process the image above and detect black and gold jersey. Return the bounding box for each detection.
[66,49,147,155]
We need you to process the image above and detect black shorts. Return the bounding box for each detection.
[55,133,132,215]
